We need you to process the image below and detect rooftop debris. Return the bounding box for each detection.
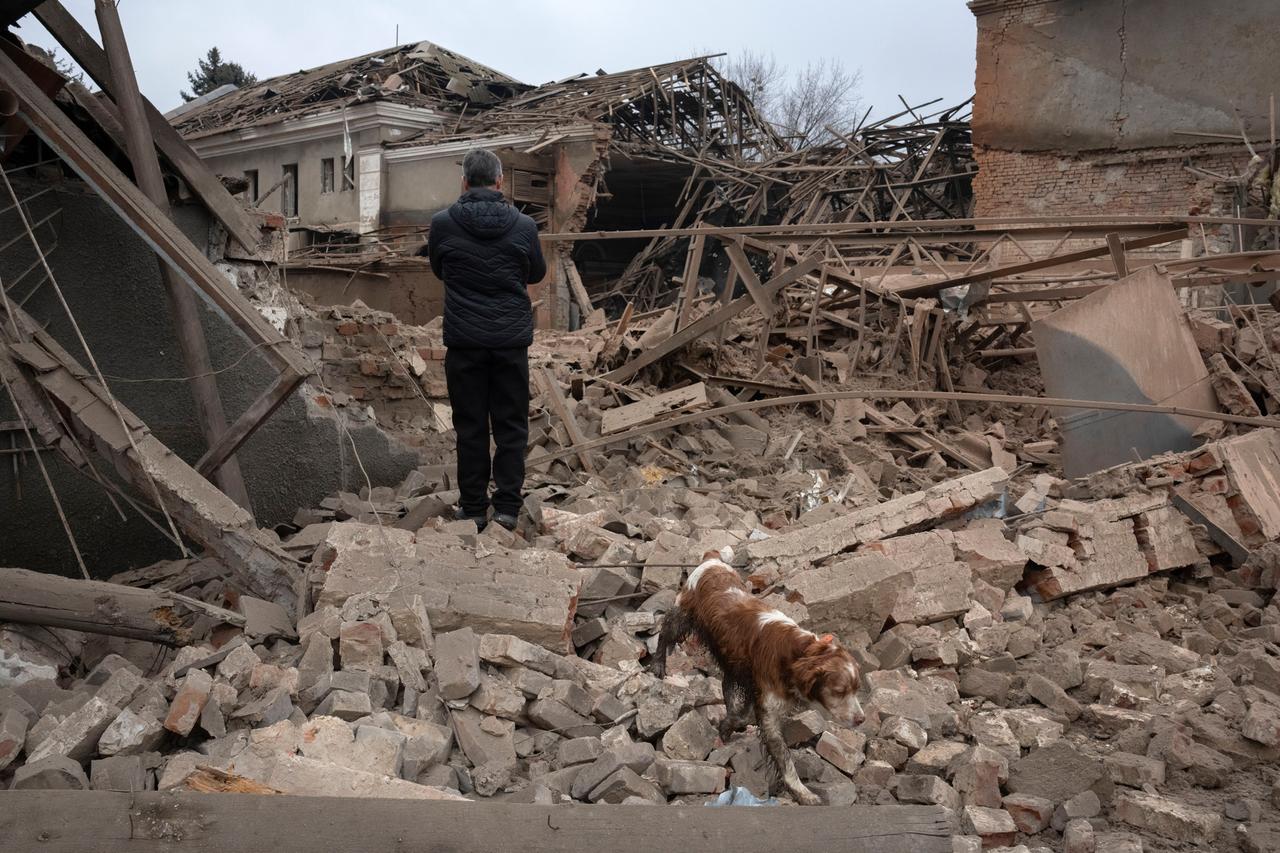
[172,41,528,139]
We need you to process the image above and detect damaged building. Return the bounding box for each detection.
[2,2,1280,851]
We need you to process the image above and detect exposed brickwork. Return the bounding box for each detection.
[973,145,1249,220]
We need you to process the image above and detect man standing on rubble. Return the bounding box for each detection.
[419,148,546,531]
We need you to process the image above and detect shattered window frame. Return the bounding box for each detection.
[243,168,258,202]
[281,163,299,216]
[320,157,335,194]
[341,155,355,191]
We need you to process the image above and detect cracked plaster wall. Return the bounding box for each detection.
[972,0,1280,153]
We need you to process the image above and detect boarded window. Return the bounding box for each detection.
[244,169,258,202]
[320,158,335,194]
[341,155,355,191]
[281,163,298,216]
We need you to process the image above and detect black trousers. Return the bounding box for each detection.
[445,347,529,517]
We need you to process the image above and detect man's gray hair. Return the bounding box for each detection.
[463,148,503,187]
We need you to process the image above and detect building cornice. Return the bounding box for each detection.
[186,102,447,158]
[382,124,600,164]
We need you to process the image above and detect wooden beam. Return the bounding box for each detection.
[0,307,299,605]
[602,255,821,384]
[0,792,954,853]
[0,45,312,378]
[893,229,1188,299]
[196,367,306,478]
[0,566,243,645]
[535,366,596,474]
[600,382,708,435]
[94,0,250,509]
[1106,231,1129,278]
[561,254,594,323]
[722,238,776,316]
[32,1,262,252]
[675,228,707,330]
[528,387,1280,468]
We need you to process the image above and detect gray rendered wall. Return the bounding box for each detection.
[0,180,417,578]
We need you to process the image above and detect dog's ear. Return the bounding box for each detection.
[789,637,838,699]
[700,549,723,562]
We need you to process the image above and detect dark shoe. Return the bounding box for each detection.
[492,512,518,531]
[455,506,488,531]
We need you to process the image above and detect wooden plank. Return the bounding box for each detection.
[600,382,708,435]
[0,566,243,645]
[535,366,596,474]
[893,229,1188,299]
[674,228,706,330]
[0,46,311,378]
[528,387,1280,469]
[722,238,776,316]
[602,255,820,383]
[0,791,954,853]
[561,254,594,321]
[33,1,263,252]
[195,367,306,478]
[94,0,250,509]
[1106,232,1129,278]
[1,302,299,604]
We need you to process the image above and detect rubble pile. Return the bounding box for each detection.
[4,11,1280,853]
[4,418,1280,850]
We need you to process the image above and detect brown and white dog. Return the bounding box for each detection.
[651,548,864,805]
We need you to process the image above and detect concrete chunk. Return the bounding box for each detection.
[10,754,89,790]
[450,708,516,770]
[98,708,165,757]
[952,525,1027,590]
[1242,702,1280,747]
[1104,751,1166,788]
[1115,790,1222,844]
[1006,740,1111,804]
[895,773,960,809]
[434,628,481,700]
[662,710,718,761]
[748,467,1008,563]
[1025,673,1083,721]
[339,621,385,672]
[1002,792,1054,833]
[0,708,28,770]
[26,697,120,763]
[315,523,581,653]
[652,758,725,794]
[90,754,149,792]
[786,553,912,642]
[815,727,866,774]
[960,805,1017,848]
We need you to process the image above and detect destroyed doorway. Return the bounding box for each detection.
[575,153,693,310]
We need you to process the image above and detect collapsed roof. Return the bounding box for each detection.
[392,56,785,162]
[171,41,529,140]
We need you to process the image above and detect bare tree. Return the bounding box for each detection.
[720,49,783,122]
[718,51,862,148]
[776,59,862,147]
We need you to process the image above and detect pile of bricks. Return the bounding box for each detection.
[3,429,1279,853]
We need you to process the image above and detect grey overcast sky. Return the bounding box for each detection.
[14,1,977,120]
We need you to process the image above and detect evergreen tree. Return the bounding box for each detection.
[181,47,257,102]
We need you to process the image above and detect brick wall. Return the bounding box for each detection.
[972,144,1254,261]
[297,305,449,443]
[973,145,1250,220]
